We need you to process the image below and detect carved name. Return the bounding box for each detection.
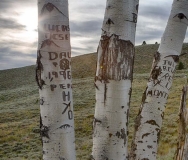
[45,33,69,41]
[49,52,71,60]
[147,89,168,99]
[44,24,70,32]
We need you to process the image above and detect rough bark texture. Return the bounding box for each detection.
[96,34,134,82]
[175,85,188,160]
[37,0,76,159]
[130,0,188,159]
[92,0,139,159]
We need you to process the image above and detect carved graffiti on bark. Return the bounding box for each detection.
[40,3,68,18]
[96,34,134,81]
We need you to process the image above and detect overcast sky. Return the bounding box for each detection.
[0,0,187,70]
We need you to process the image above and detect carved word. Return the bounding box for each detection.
[50,84,72,91]
[48,70,71,80]
[147,89,168,99]
[49,52,71,60]
[162,60,176,73]
[43,24,70,32]
[45,33,69,41]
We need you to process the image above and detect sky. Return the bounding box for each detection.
[0,0,187,70]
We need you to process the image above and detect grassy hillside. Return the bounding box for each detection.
[0,44,188,159]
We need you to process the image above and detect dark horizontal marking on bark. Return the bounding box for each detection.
[141,158,149,160]
[94,118,102,123]
[59,124,72,129]
[145,120,160,127]
[147,145,153,149]
[173,13,188,20]
[59,157,67,160]
[142,133,151,139]
[164,55,179,63]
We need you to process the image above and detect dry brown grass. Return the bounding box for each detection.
[0,44,188,159]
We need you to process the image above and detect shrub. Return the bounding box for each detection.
[142,41,146,45]
[177,61,184,70]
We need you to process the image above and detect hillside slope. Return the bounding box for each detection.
[1,43,188,91]
[0,44,188,159]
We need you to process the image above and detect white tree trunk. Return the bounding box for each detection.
[36,0,76,159]
[92,0,139,159]
[175,85,188,160]
[130,1,188,159]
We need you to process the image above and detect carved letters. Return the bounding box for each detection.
[147,56,177,99]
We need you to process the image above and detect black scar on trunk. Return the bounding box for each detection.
[129,113,143,159]
[150,52,161,80]
[96,34,134,81]
[116,128,127,146]
[40,116,50,139]
[41,125,50,139]
[145,120,160,128]
[36,50,45,90]
[104,83,107,104]
[165,55,179,63]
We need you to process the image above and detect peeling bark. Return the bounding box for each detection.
[92,0,139,159]
[96,34,134,82]
[37,0,76,159]
[130,0,188,159]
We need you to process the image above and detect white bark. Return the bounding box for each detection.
[36,0,76,159]
[92,0,139,159]
[130,1,188,159]
[175,85,188,160]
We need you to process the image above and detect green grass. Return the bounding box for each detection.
[0,44,188,159]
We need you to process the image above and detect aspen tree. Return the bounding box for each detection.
[91,0,139,159]
[130,0,188,159]
[175,84,188,160]
[36,0,76,159]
